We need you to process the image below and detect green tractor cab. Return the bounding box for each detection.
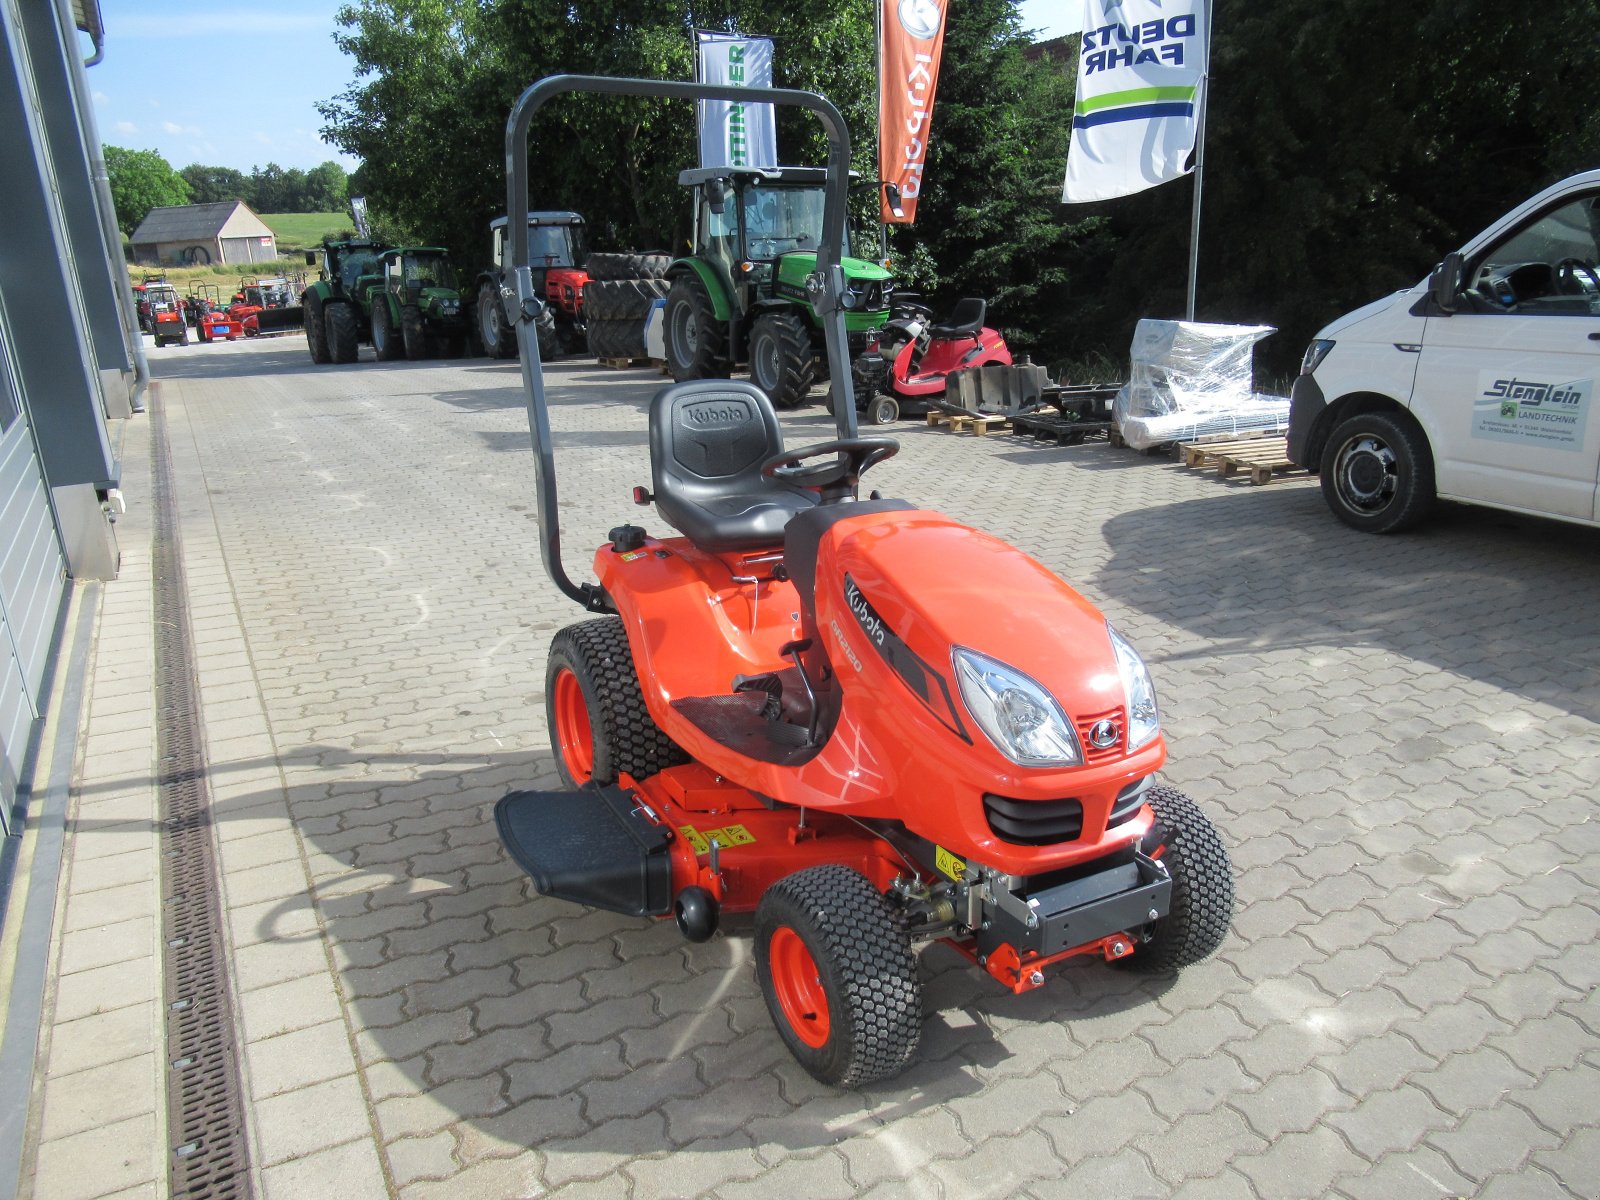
[302,237,391,364]
[663,166,893,409]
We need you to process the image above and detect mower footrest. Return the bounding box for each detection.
[495,784,673,917]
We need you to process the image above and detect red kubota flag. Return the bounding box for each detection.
[879,0,950,224]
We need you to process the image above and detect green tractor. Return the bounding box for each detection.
[303,241,471,363]
[302,238,389,364]
[662,167,894,409]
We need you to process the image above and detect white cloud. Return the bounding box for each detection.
[161,120,202,137]
[92,90,109,104]
[114,120,139,135]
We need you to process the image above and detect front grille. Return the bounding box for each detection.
[1075,705,1126,765]
[985,794,1083,846]
[985,778,1151,847]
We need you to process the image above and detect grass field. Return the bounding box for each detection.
[259,211,354,251]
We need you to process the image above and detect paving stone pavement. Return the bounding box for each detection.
[19,334,1600,1199]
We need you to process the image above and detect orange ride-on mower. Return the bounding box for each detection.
[494,76,1234,1087]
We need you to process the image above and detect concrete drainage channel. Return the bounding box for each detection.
[150,390,254,1199]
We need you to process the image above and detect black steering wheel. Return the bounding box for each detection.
[761,437,899,499]
[1554,258,1600,295]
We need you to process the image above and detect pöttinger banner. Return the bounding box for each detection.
[696,32,777,169]
[1062,0,1208,204]
[879,0,950,224]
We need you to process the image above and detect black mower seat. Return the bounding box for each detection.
[930,297,986,339]
[649,380,816,553]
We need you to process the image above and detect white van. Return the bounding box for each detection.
[1287,170,1600,533]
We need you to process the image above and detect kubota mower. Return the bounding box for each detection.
[493,76,1234,1087]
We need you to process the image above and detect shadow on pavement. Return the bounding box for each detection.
[1097,486,1600,720]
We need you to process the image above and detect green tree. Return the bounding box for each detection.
[179,163,248,205]
[303,161,350,212]
[104,146,191,236]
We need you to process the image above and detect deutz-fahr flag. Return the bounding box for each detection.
[1062,0,1207,203]
[695,31,777,169]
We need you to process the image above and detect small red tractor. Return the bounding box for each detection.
[145,281,188,347]
[476,211,589,359]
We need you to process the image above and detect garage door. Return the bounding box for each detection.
[0,330,66,829]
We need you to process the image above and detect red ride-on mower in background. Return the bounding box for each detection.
[850,296,1014,425]
[146,282,189,347]
[493,76,1234,1087]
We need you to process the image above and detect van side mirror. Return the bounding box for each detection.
[1431,251,1463,314]
[706,178,728,215]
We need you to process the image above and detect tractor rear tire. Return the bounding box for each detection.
[304,295,330,363]
[536,305,560,360]
[755,866,922,1087]
[585,252,671,282]
[749,311,817,409]
[400,305,427,361]
[586,279,669,321]
[545,618,687,789]
[1114,786,1234,974]
[478,280,516,359]
[371,302,403,361]
[663,276,729,382]
[325,303,359,364]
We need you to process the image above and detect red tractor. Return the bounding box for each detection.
[145,281,188,347]
[476,211,589,360]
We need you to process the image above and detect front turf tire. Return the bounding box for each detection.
[545,618,686,789]
[1319,411,1435,534]
[755,866,922,1087]
[1117,786,1233,974]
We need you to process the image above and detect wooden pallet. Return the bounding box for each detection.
[596,356,652,369]
[1179,434,1302,485]
[925,410,1011,436]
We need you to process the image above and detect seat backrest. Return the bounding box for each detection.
[650,380,783,496]
[649,380,815,552]
[933,297,986,337]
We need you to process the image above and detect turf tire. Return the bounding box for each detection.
[325,302,359,363]
[1116,785,1234,974]
[755,866,922,1087]
[545,618,686,789]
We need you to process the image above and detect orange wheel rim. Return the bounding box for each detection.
[769,926,830,1048]
[552,669,594,784]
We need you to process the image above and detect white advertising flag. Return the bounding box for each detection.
[1062,0,1208,203]
[696,32,777,169]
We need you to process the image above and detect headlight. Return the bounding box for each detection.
[1300,339,1335,375]
[1107,623,1160,751]
[953,647,1082,767]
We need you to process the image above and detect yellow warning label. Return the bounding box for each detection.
[935,846,967,881]
[679,825,710,854]
[704,824,756,847]
[680,824,756,854]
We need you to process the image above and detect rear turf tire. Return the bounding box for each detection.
[545,618,686,789]
[755,866,922,1087]
[1116,786,1234,974]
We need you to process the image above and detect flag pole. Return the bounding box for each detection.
[1183,0,1211,321]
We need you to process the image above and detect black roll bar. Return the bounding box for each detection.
[504,74,860,611]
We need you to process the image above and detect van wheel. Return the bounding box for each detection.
[1320,411,1435,534]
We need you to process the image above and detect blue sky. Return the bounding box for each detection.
[86,3,361,172]
[85,2,1079,174]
